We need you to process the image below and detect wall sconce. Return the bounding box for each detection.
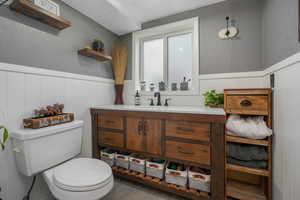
[218,16,239,40]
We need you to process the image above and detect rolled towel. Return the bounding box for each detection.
[228,142,268,161]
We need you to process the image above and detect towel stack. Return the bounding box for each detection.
[227,142,268,169]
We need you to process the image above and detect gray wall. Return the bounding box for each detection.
[0,0,118,78]
[262,0,300,68]
[121,0,263,79]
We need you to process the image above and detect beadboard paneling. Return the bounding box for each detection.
[0,63,114,200]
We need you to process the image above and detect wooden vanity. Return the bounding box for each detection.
[91,106,226,200]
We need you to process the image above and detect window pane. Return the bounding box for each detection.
[168,33,193,88]
[142,39,164,90]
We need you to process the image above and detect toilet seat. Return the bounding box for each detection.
[53,158,112,192]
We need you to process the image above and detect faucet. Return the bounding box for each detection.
[154,92,162,106]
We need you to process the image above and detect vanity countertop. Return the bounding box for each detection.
[91,105,225,116]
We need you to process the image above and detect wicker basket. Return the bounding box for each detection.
[146,159,166,179]
[165,162,188,187]
[100,149,116,167]
[115,152,130,169]
[188,168,211,192]
[129,154,146,174]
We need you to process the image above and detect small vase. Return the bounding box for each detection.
[92,41,104,52]
[115,84,124,105]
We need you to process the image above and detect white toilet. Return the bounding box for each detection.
[11,120,114,200]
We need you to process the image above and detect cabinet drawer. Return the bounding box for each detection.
[166,120,210,141]
[225,95,269,115]
[100,131,124,147]
[165,140,210,165]
[99,115,124,130]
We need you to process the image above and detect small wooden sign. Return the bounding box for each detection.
[23,113,74,129]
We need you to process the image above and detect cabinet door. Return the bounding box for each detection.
[144,119,162,155]
[126,118,145,152]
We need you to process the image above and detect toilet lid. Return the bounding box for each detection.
[53,158,112,192]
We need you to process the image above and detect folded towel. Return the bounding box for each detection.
[228,142,268,161]
[227,157,267,169]
[226,115,272,139]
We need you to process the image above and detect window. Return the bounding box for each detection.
[133,17,199,95]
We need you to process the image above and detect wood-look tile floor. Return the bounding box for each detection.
[102,178,185,200]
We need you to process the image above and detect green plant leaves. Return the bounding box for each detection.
[203,90,224,107]
[0,126,9,151]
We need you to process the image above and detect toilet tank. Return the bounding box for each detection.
[11,120,84,176]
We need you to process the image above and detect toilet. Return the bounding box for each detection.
[11,120,113,200]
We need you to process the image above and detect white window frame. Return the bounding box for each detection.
[132,17,199,96]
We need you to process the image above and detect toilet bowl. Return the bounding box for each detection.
[43,158,114,200]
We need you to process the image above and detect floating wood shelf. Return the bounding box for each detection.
[227,179,267,200]
[78,48,112,62]
[227,164,269,177]
[112,166,210,200]
[226,134,269,146]
[9,0,71,30]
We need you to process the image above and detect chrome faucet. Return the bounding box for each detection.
[154,92,162,106]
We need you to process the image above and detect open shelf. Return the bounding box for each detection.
[227,164,269,177]
[78,48,112,62]
[226,134,269,146]
[227,179,267,200]
[9,0,71,30]
[99,144,211,170]
[112,166,210,200]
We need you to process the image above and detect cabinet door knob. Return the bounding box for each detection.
[240,99,252,106]
[143,120,148,135]
[138,120,143,135]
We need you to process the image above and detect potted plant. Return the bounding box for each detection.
[203,90,224,108]
[0,126,9,151]
[92,39,104,52]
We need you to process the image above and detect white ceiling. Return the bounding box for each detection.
[61,0,226,35]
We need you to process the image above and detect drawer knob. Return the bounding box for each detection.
[105,120,115,124]
[240,99,252,106]
[177,147,194,155]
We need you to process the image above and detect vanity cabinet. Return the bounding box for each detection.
[126,118,162,155]
[91,108,226,200]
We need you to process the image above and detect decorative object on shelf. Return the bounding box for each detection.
[218,16,239,40]
[159,81,166,91]
[92,39,104,52]
[203,90,224,108]
[9,0,71,30]
[112,41,128,105]
[84,45,92,50]
[140,81,146,91]
[180,77,191,91]
[135,90,141,106]
[23,103,74,129]
[149,83,155,92]
[34,0,59,16]
[0,0,9,7]
[0,126,9,151]
[171,83,178,91]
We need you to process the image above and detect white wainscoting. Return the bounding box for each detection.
[0,62,115,200]
[271,52,300,200]
[124,71,269,106]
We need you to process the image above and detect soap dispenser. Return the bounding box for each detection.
[135,90,141,106]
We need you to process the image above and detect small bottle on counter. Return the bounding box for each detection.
[135,90,141,106]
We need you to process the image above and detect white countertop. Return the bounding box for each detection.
[91,105,225,115]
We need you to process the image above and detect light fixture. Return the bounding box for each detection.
[218,16,239,40]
